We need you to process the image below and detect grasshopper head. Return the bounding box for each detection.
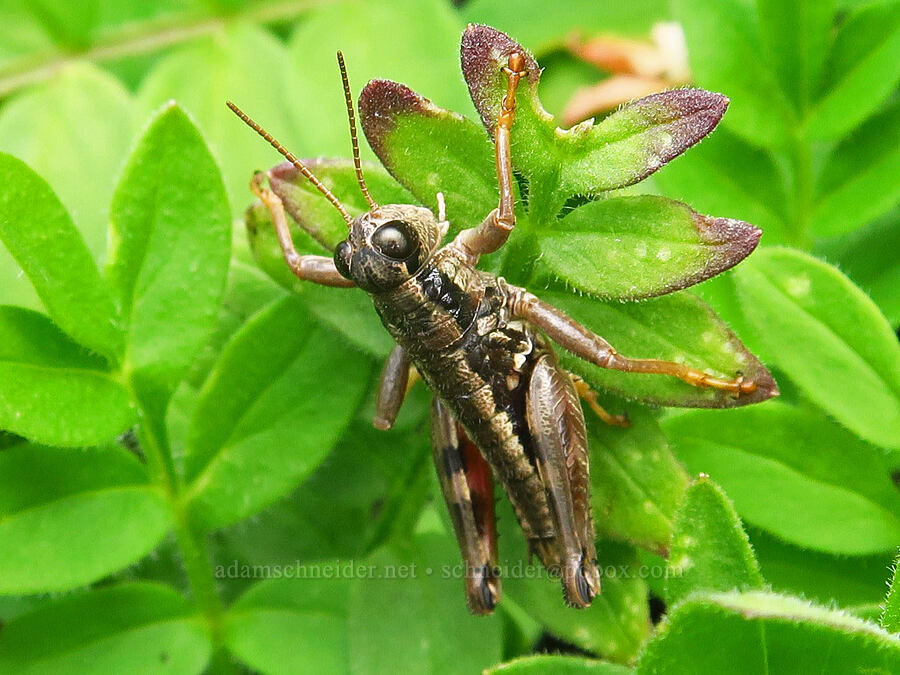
[333,204,444,293]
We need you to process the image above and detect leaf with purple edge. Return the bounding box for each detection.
[533,196,761,300]
[359,79,498,233]
[543,290,778,408]
[267,158,414,252]
[460,24,729,223]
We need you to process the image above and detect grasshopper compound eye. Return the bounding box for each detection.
[371,220,418,260]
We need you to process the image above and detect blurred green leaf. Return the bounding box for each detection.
[812,99,900,237]
[347,533,504,674]
[0,583,211,673]
[0,306,135,446]
[0,152,123,360]
[0,444,170,593]
[805,2,900,141]
[588,404,688,555]
[107,103,231,415]
[663,402,900,555]
[286,0,470,158]
[637,591,900,673]
[534,196,760,300]
[671,0,796,149]
[543,290,777,408]
[654,127,790,245]
[226,575,350,674]
[136,22,293,213]
[0,63,133,310]
[359,80,497,233]
[734,248,900,449]
[485,654,633,674]
[665,476,764,606]
[816,213,900,328]
[750,527,897,610]
[756,0,833,111]
[185,296,371,531]
[882,555,900,633]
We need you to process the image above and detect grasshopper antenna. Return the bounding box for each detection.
[337,51,378,210]
[226,101,353,225]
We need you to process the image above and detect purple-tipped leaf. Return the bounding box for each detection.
[359,79,497,232]
[534,196,761,300]
[460,24,729,211]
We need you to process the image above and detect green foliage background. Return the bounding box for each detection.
[0,0,898,673]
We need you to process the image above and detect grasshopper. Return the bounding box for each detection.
[227,49,760,615]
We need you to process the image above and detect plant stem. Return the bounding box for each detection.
[0,0,332,97]
[135,405,224,645]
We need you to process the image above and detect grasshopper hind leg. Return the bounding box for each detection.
[430,397,501,615]
[525,353,601,607]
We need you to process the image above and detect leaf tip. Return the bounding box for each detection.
[460,24,540,131]
[359,79,432,162]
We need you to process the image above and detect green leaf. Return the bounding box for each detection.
[267,159,415,251]
[882,555,900,633]
[226,575,350,675]
[733,247,900,449]
[654,125,791,245]
[0,63,133,311]
[542,290,777,408]
[460,25,728,221]
[0,152,122,360]
[534,196,760,299]
[246,200,394,358]
[0,306,135,446]
[670,0,796,149]
[185,295,371,531]
[286,0,471,159]
[812,99,900,237]
[107,103,231,414]
[816,213,900,328]
[637,591,900,674]
[663,402,900,555]
[485,655,633,675]
[359,79,498,232]
[0,444,171,593]
[136,22,294,213]
[588,404,688,554]
[804,2,900,141]
[756,0,834,110]
[665,476,763,606]
[0,583,211,673]
[347,533,504,674]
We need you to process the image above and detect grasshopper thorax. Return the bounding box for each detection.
[334,203,445,293]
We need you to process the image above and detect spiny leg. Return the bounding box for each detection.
[454,52,527,258]
[251,172,355,288]
[525,354,601,607]
[570,375,630,428]
[512,289,757,396]
[431,397,501,615]
[373,345,411,430]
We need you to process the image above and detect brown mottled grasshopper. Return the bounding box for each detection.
[227,39,772,615]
